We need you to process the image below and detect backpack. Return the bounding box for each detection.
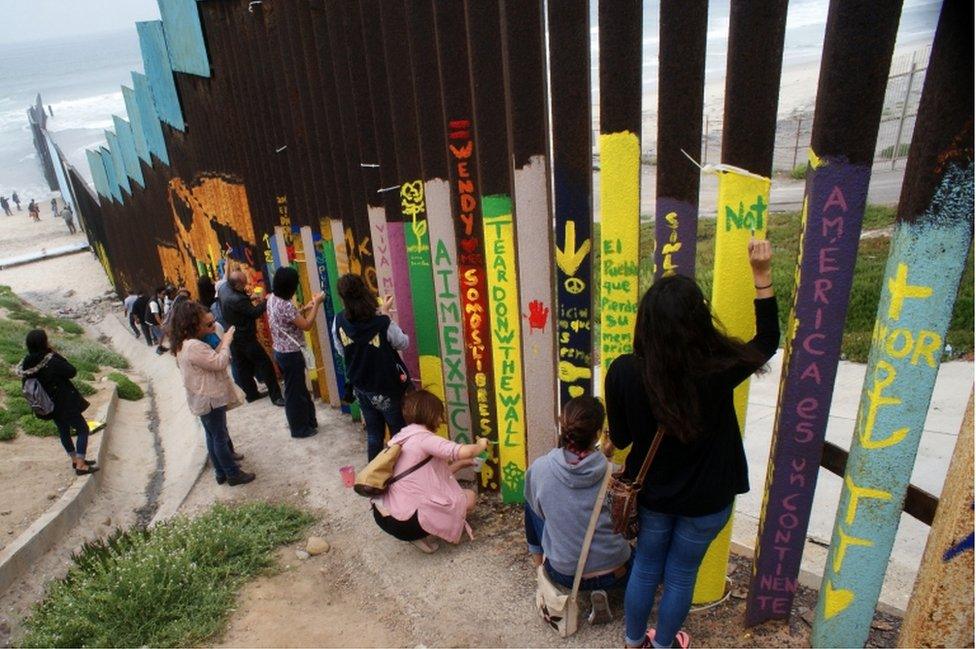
[18,354,55,419]
[354,443,431,497]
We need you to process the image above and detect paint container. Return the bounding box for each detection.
[470,453,487,472]
[339,465,356,488]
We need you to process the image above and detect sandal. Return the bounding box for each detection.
[75,465,100,476]
[645,629,691,649]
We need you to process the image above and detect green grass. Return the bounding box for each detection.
[107,372,144,401]
[21,502,314,648]
[18,415,58,438]
[0,421,16,441]
[596,205,973,362]
[0,286,132,440]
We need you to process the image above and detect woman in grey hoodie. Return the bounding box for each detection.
[524,396,631,624]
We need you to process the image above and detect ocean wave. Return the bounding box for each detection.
[46,91,125,132]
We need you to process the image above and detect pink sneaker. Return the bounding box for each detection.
[646,628,691,649]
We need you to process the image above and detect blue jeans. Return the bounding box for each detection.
[624,504,732,647]
[524,503,630,591]
[354,388,405,460]
[54,411,90,458]
[274,350,317,437]
[199,406,240,480]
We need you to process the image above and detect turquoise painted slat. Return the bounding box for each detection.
[99,147,123,204]
[137,20,185,130]
[158,0,210,77]
[86,149,110,201]
[122,86,151,163]
[113,116,145,188]
[132,72,169,165]
[104,131,131,197]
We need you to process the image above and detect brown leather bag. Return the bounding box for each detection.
[607,429,665,539]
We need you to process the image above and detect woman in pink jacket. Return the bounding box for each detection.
[373,390,489,553]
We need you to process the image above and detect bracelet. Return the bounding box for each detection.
[755,282,773,290]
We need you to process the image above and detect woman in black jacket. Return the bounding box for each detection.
[19,329,99,475]
[605,239,778,649]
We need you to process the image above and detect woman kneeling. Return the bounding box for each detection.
[372,389,488,553]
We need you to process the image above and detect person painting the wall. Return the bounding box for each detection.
[17,329,99,476]
[332,273,411,460]
[604,238,778,649]
[218,270,284,407]
[267,266,325,439]
[371,389,488,554]
[524,396,631,625]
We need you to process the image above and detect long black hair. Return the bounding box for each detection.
[25,329,50,355]
[633,274,767,443]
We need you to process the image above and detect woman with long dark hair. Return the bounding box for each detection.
[332,273,410,460]
[606,239,778,649]
[267,266,324,439]
[18,329,98,475]
[170,300,254,486]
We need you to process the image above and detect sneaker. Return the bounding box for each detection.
[245,390,269,403]
[272,397,286,407]
[588,590,613,624]
[227,471,256,486]
[645,629,691,649]
[231,452,245,461]
[216,475,227,485]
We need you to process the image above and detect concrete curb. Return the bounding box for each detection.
[0,387,118,595]
[94,313,208,526]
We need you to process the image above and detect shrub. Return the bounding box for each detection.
[3,398,32,422]
[789,163,808,180]
[74,380,97,396]
[19,415,58,437]
[107,372,144,401]
[77,370,96,382]
[0,422,16,441]
[22,502,314,648]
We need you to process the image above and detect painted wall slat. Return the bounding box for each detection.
[137,20,185,131]
[158,0,211,77]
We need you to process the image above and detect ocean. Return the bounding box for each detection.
[0,0,939,206]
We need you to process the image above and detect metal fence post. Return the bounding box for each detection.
[792,115,802,170]
[891,53,918,169]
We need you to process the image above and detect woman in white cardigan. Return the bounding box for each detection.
[170,300,255,486]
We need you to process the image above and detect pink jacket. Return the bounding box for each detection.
[380,424,470,543]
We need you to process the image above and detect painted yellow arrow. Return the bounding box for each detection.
[822,580,854,620]
[555,220,591,277]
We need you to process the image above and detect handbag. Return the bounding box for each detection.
[353,443,432,497]
[607,428,665,540]
[535,462,613,637]
[280,328,317,370]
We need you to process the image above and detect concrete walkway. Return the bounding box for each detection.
[737,350,972,612]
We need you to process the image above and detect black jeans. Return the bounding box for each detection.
[54,411,90,458]
[128,313,141,338]
[230,338,282,401]
[140,320,155,345]
[274,350,317,437]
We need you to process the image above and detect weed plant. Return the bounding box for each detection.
[0,422,15,441]
[22,502,314,648]
[107,372,144,401]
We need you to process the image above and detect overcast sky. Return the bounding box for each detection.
[0,0,160,44]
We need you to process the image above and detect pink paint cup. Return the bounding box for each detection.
[339,465,356,488]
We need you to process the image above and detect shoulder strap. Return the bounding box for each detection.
[635,427,666,487]
[386,455,432,486]
[570,461,614,601]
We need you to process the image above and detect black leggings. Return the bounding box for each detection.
[372,504,427,542]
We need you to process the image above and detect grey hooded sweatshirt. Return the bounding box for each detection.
[524,448,631,576]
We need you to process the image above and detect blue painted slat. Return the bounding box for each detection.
[122,86,151,164]
[113,116,145,188]
[158,0,210,77]
[86,149,110,201]
[132,72,170,165]
[104,131,131,198]
[99,147,123,204]
[137,20,185,131]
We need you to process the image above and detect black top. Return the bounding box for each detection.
[21,352,90,417]
[605,297,780,517]
[132,294,149,324]
[335,312,408,397]
[218,282,267,344]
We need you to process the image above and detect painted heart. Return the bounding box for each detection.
[460,237,478,254]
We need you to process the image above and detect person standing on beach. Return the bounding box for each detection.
[50,198,58,216]
[60,204,76,234]
[27,199,39,221]
[218,270,284,406]
[12,192,20,211]
[0,196,11,216]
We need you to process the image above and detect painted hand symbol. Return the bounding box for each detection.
[527,300,549,332]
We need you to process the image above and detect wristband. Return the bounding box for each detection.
[755,282,773,290]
